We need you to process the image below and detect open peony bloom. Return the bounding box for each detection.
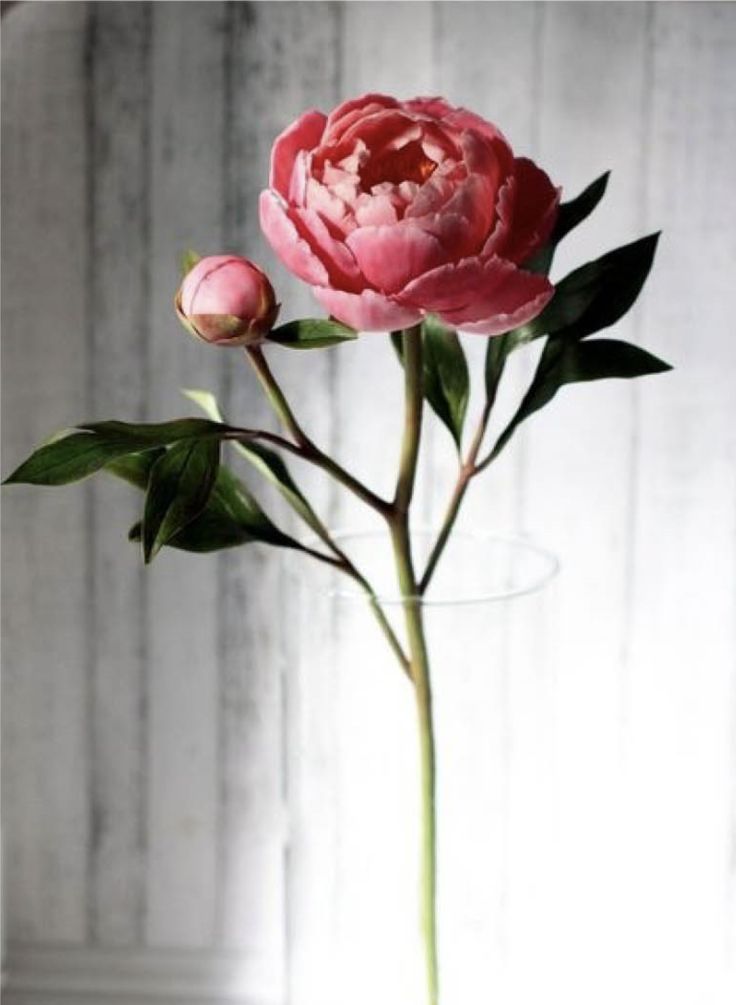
[176,255,279,346]
[259,93,560,335]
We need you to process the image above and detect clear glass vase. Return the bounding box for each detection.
[281,530,559,1005]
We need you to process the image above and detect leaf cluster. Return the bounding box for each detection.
[392,171,671,463]
[5,412,307,563]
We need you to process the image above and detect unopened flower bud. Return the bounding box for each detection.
[176,255,279,346]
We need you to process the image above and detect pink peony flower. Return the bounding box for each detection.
[176,255,279,346]
[259,94,559,335]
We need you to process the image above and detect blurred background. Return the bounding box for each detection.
[2,2,735,1003]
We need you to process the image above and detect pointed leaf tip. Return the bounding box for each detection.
[142,438,220,562]
[266,318,358,349]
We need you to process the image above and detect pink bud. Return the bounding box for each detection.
[176,255,279,346]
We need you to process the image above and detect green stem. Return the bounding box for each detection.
[245,346,391,516]
[394,325,424,514]
[390,325,439,1005]
[243,346,410,675]
[391,519,438,1005]
[418,395,494,594]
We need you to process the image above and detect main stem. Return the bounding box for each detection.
[391,326,439,1005]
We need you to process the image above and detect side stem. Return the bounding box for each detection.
[245,345,391,516]
[418,396,494,594]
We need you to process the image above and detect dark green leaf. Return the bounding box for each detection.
[553,171,610,245]
[491,337,672,460]
[236,440,323,535]
[182,387,325,537]
[4,418,236,487]
[546,232,660,342]
[80,417,232,444]
[484,330,526,402]
[392,318,470,449]
[483,174,612,402]
[4,430,153,486]
[525,171,610,275]
[486,231,661,399]
[142,439,220,562]
[266,318,358,349]
[180,249,201,276]
[104,450,164,490]
[422,316,469,448]
[129,464,300,554]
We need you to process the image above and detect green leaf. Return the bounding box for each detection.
[484,173,611,392]
[80,417,231,444]
[546,232,660,342]
[181,388,223,421]
[180,249,201,276]
[484,330,526,402]
[391,318,470,449]
[491,337,672,460]
[105,450,163,490]
[484,229,660,404]
[237,440,324,535]
[4,417,234,487]
[266,318,358,349]
[552,171,610,245]
[182,387,324,536]
[142,438,221,562]
[4,430,140,486]
[525,171,610,275]
[129,464,300,554]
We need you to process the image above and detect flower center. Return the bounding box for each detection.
[359,140,437,191]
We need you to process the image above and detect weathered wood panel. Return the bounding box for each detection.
[145,1,226,950]
[85,2,152,948]
[1,0,91,944]
[516,3,653,995]
[625,4,736,996]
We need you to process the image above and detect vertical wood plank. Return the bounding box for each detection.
[1,1,90,943]
[224,5,346,1000]
[144,1,226,950]
[86,2,152,948]
[626,4,736,996]
[216,7,343,996]
[517,3,652,994]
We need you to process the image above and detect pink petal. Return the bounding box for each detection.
[346,222,448,294]
[288,150,311,205]
[269,109,326,200]
[336,110,422,160]
[354,192,400,227]
[480,174,516,258]
[495,158,560,265]
[403,96,455,120]
[453,288,552,336]
[324,94,400,143]
[314,286,421,333]
[305,177,355,233]
[443,106,511,151]
[290,206,364,290]
[259,190,330,287]
[459,130,511,193]
[406,173,457,218]
[428,173,495,254]
[398,255,552,329]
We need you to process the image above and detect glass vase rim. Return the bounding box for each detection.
[300,527,560,608]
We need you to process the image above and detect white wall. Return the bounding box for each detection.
[2,3,735,1003]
